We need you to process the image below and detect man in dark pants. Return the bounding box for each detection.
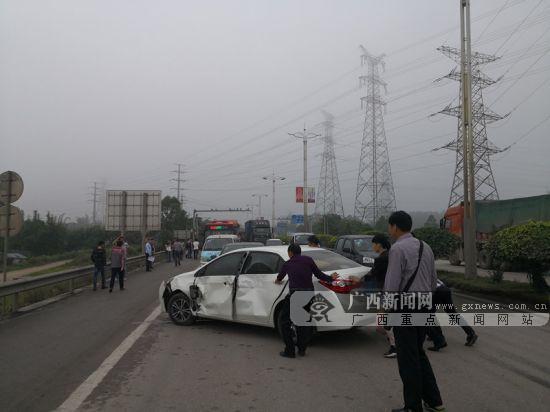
[426,279,478,351]
[90,241,107,291]
[385,211,445,412]
[274,244,338,358]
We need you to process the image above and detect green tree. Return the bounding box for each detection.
[374,215,389,232]
[412,227,460,260]
[487,221,550,292]
[160,196,191,243]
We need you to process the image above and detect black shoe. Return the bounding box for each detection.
[109,289,113,293]
[93,287,97,291]
[279,351,295,358]
[384,346,397,358]
[427,342,447,352]
[465,333,478,347]
[297,348,306,357]
[423,401,446,411]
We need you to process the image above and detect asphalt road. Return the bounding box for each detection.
[1,260,549,412]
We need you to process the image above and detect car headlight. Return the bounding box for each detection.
[362,256,374,264]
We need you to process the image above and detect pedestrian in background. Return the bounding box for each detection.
[90,241,107,291]
[384,211,445,412]
[165,242,172,263]
[193,239,200,260]
[307,235,321,247]
[187,239,193,259]
[110,239,126,292]
[145,238,153,272]
[173,239,183,266]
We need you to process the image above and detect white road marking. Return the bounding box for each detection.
[55,305,162,411]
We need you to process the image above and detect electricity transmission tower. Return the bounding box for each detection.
[171,163,186,204]
[354,46,396,224]
[434,45,507,207]
[315,111,344,228]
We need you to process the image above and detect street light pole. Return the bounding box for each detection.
[289,127,320,232]
[263,173,286,237]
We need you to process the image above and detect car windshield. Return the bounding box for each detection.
[203,238,234,251]
[266,239,282,245]
[254,227,271,234]
[353,238,374,252]
[303,250,362,271]
[294,235,311,245]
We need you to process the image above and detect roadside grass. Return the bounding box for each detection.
[438,270,549,305]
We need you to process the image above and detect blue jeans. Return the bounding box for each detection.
[93,266,105,289]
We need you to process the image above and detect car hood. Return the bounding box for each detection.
[358,251,378,259]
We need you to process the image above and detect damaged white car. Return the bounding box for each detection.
[159,246,370,335]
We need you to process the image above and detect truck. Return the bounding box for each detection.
[441,194,550,268]
[333,235,378,267]
[244,219,271,244]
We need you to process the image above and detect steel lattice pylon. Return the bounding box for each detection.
[315,111,344,218]
[435,46,508,207]
[354,46,396,224]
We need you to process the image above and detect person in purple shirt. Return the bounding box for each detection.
[275,243,338,358]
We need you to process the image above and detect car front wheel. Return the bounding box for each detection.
[167,293,196,326]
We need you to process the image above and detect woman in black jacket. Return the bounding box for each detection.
[350,234,396,358]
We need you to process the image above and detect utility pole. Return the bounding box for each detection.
[252,194,268,219]
[289,127,320,232]
[461,0,477,278]
[171,163,186,205]
[263,173,286,236]
[90,182,99,224]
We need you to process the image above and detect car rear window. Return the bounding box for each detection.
[302,249,362,271]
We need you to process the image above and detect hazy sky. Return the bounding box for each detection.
[1,0,549,224]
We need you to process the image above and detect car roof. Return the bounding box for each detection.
[224,242,262,248]
[222,245,326,258]
[292,232,314,236]
[339,234,374,238]
[205,235,239,239]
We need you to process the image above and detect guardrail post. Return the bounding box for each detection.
[13,292,18,312]
[69,278,74,293]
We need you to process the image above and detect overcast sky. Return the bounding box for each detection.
[1,0,549,224]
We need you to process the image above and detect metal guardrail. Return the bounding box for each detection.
[0,252,163,314]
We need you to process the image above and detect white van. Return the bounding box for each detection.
[200,235,240,264]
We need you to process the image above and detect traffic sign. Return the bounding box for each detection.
[0,171,24,204]
[0,205,23,237]
[291,214,304,224]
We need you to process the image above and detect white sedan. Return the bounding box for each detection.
[159,246,371,335]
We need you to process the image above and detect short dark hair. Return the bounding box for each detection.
[307,235,320,246]
[388,211,413,232]
[116,240,123,247]
[98,240,105,246]
[288,243,302,255]
[371,233,391,250]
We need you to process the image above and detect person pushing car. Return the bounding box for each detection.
[274,243,339,358]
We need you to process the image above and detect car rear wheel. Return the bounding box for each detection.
[168,293,196,326]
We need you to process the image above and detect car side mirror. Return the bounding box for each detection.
[343,247,351,254]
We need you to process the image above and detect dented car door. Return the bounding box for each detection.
[194,251,246,320]
[234,251,285,324]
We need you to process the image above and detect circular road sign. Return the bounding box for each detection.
[0,205,24,237]
[0,171,24,204]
